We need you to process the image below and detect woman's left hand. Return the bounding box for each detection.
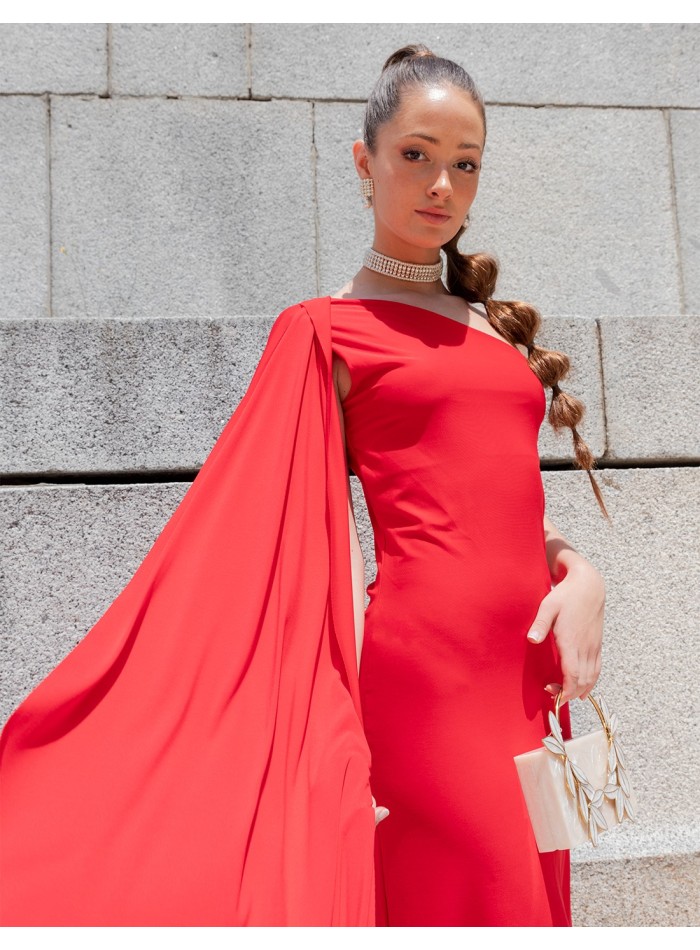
[526,560,606,703]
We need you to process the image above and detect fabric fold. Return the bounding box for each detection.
[0,296,375,926]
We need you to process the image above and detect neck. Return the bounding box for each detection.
[370,234,443,267]
[358,269,447,297]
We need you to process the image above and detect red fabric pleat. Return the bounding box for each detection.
[0,298,375,926]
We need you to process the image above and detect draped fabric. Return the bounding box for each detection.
[0,298,375,926]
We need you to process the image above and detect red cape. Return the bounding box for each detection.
[0,297,376,925]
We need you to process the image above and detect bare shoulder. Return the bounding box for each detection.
[329,278,362,300]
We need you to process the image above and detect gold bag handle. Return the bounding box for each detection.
[553,689,608,731]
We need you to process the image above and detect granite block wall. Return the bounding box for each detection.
[0,23,698,926]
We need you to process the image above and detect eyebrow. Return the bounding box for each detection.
[402,132,482,151]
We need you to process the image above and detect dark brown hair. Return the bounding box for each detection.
[363,44,610,521]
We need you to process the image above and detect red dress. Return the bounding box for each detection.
[331,298,572,926]
[0,295,571,926]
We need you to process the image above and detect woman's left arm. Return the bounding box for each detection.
[526,514,606,703]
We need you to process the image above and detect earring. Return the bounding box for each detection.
[360,177,374,208]
[462,212,471,231]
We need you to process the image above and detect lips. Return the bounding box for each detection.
[415,209,451,223]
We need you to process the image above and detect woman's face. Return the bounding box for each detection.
[355,83,485,262]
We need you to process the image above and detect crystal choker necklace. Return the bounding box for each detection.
[363,248,443,283]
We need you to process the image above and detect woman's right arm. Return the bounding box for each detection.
[333,356,389,827]
[347,483,366,675]
[332,356,366,675]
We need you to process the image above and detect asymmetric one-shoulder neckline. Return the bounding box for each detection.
[328,296,528,360]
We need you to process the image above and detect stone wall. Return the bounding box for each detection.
[0,23,698,926]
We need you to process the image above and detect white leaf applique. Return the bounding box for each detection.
[542,734,565,756]
[564,758,576,797]
[622,794,636,822]
[615,788,625,823]
[613,737,627,770]
[577,784,589,822]
[618,766,631,797]
[548,710,564,745]
[588,812,600,847]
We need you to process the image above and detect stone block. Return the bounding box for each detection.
[0,483,188,725]
[50,97,316,318]
[670,111,700,313]
[313,102,369,299]
[0,23,106,94]
[0,317,274,475]
[601,317,700,460]
[449,107,682,318]
[536,317,605,462]
[111,24,248,97]
[252,23,699,108]
[0,98,49,320]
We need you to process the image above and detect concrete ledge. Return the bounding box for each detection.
[0,314,610,476]
[1,24,696,107]
[0,317,274,475]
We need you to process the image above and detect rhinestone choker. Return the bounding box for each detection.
[363,248,443,283]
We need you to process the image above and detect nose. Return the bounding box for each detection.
[429,167,453,199]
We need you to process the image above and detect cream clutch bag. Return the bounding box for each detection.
[513,692,637,853]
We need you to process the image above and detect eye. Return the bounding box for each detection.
[402,149,424,161]
[456,159,481,173]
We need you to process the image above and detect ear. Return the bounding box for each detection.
[352,139,371,179]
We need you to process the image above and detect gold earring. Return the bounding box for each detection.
[360,178,374,208]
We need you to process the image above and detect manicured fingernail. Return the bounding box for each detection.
[527,631,542,642]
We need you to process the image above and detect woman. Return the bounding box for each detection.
[327,44,607,927]
[0,45,606,927]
